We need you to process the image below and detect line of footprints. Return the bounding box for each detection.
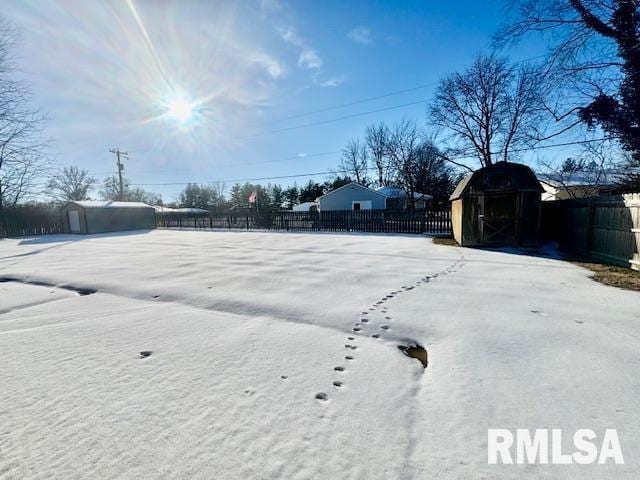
[315,257,465,402]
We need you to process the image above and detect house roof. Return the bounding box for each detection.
[375,186,433,200]
[292,201,317,211]
[317,181,388,200]
[68,200,153,209]
[537,172,620,188]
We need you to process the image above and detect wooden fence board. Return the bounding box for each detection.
[0,213,64,238]
[158,208,452,236]
[542,194,640,270]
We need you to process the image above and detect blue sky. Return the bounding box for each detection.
[5,0,546,201]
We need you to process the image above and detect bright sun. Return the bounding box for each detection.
[166,98,194,123]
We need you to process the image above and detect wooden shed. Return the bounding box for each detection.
[62,201,156,234]
[450,162,543,247]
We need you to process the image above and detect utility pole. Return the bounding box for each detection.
[109,148,128,201]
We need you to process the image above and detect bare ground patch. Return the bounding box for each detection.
[574,262,640,292]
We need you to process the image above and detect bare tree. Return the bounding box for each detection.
[0,18,48,211]
[47,166,96,203]
[385,119,422,208]
[99,174,161,204]
[340,139,370,185]
[538,145,613,198]
[411,142,458,203]
[497,0,640,161]
[365,122,392,187]
[430,54,545,168]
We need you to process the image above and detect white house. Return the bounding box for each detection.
[317,182,387,211]
[317,181,432,211]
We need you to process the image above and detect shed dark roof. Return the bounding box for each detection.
[450,162,543,200]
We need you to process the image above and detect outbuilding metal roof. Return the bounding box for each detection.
[68,200,153,209]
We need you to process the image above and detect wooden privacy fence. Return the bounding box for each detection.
[157,208,452,235]
[542,193,640,270]
[0,212,64,239]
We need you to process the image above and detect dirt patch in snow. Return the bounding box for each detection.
[398,344,428,369]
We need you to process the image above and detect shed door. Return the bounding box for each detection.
[68,210,81,232]
[480,194,516,245]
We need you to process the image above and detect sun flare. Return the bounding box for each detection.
[166,98,194,123]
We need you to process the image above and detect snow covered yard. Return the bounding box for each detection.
[1,229,639,479]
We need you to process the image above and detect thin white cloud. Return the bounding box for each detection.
[348,26,374,46]
[298,49,322,70]
[277,26,323,70]
[315,74,346,87]
[248,51,286,79]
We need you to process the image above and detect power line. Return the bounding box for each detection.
[246,54,548,129]
[256,83,437,126]
[239,99,429,138]
[85,150,342,177]
[128,136,616,187]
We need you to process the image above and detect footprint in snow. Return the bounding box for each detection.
[372,334,380,338]
[315,392,328,401]
[334,366,345,372]
[139,351,152,359]
[380,325,390,330]
[345,355,354,360]
[333,381,343,387]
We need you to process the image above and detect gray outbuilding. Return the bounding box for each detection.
[62,201,156,234]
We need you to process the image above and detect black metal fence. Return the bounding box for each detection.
[157,208,452,235]
[0,212,65,239]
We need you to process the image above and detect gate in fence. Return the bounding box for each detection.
[157,208,452,235]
